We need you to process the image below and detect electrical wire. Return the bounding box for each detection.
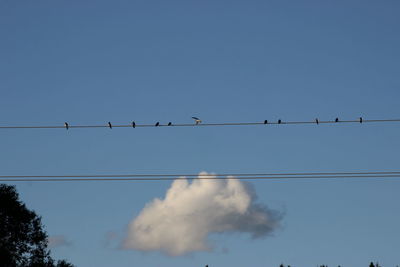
[2,171,400,178]
[0,118,400,130]
[1,171,400,182]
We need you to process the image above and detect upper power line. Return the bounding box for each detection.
[1,117,400,130]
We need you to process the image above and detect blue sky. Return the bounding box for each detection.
[1,1,400,266]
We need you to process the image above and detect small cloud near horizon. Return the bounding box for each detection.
[103,231,120,248]
[48,235,72,249]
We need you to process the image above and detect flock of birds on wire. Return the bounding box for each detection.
[63,117,203,129]
[62,116,364,130]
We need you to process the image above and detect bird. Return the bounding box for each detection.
[278,119,282,124]
[132,121,136,128]
[64,122,69,130]
[359,117,363,123]
[168,122,172,126]
[192,116,202,125]
[264,120,268,124]
[335,117,339,122]
[108,122,112,129]
[315,118,319,124]
[155,122,160,127]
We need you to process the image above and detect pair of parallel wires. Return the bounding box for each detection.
[1,171,400,182]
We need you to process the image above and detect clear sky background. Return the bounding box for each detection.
[1,1,400,267]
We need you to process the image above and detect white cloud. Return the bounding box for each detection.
[123,172,282,256]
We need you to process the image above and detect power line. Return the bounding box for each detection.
[1,171,400,182]
[1,118,400,130]
[2,171,400,178]
[1,175,399,182]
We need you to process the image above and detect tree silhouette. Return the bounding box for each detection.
[0,184,74,267]
[56,260,74,267]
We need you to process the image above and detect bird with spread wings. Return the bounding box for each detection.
[192,116,202,125]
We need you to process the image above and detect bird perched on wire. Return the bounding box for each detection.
[132,121,136,128]
[155,122,160,127]
[64,122,69,130]
[192,117,202,125]
[168,122,172,126]
[108,122,112,129]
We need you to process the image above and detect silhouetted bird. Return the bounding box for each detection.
[168,122,172,126]
[64,122,69,130]
[315,118,319,124]
[359,117,363,123]
[264,120,268,124]
[108,122,112,129]
[278,119,282,124]
[192,116,202,124]
[335,117,339,122]
[155,122,160,126]
[132,121,136,128]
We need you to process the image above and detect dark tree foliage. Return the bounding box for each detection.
[56,260,74,267]
[276,262,388,267]
[0,184,74,267]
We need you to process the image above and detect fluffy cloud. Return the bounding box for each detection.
[123,172,282,256]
